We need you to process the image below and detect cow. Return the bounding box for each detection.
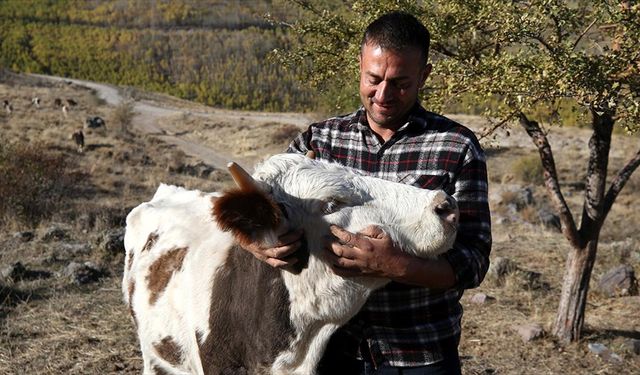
[31,97,41,108]
[123,153,459,375]
[71,130,84,153]
[3,100,12,114]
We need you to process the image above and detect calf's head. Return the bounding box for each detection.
[212,153,458,259]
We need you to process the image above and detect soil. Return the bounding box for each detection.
[0,70,638,374]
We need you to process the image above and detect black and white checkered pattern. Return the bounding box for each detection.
[288,103,492,367]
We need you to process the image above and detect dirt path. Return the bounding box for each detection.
[30,74,315,170]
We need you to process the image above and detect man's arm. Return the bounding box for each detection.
[327,225,457,289]
[326,141,491,290]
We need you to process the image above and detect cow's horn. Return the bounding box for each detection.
[228,162,257,191]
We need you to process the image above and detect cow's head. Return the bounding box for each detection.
[212,154,458,260]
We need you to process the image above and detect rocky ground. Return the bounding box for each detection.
[0,70,638,374]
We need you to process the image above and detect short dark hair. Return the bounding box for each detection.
[361,11,431,65]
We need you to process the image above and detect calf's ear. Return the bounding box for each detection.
[212,189,282,247]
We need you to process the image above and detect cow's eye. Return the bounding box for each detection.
[322,199,343,214]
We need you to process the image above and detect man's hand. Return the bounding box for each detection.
[326,225,457,289]
[242,229,304,269]
[326,225,410,279]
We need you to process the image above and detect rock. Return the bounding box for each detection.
[491,185,535,210]
[99,228,125,255]
[487,257,518,284]
[1,262,51,281]
[42,225,68,241]
[537,208,561,232]
[622,338,640,355]
[588,342,624,364]
[597,265,638,297]
[1,262,27,280]
[177,162,216,178]
[62,261,105,285]
[469,292,496,305]
[13,231,34,242]
[58,243,92,256]
[512,323,544,343]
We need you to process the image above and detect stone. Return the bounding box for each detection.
[99,228,125,255]
[1,262,51,281]
[58,243,92,256]
[469,292,496,305]
[597,265,638,297]
[487,257,518,284]
[512,323,544,343]
[537,208,561,232]
[13,231,34,242]
[588,342,624,364]
[1,262,27,280]
[622,338,640,355]
[42,225,68,241]
[62,261,105,285]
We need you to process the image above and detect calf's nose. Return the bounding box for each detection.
[433,192,459,226]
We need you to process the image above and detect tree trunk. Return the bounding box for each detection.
[552,235,599,342]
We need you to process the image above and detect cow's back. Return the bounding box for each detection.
[124,184,232,374]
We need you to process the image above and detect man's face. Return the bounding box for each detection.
[359,43,431,132]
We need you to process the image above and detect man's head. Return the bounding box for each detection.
[359,12,432,139]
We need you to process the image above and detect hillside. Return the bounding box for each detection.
[0,72,639,374]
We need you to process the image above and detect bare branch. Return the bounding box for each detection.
[519,112,581,247]
[572,18,598,51]
[603,147,640,218]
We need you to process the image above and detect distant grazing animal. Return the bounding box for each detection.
[66,98,78,106]
[85,116,106,129]
[123,153,459,375]
[54,98,63,107]
[3,100,12,114]
[31,97,41,108]
[70,130,84,153]
[61,104,69,117]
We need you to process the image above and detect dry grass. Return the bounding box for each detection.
[1,71,638,374]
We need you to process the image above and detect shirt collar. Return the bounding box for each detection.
[354,102,430,133]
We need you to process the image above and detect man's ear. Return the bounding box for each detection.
[420,63,432,88]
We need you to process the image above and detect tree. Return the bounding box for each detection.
[276,0,640,342]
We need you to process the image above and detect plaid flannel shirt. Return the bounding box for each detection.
[287,103,492,367]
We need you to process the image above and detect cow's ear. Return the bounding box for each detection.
[212,189,281,246]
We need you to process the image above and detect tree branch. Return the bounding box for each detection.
[572,18,598,51]
[519,112,581,247]
[578,109,613,241]
[603,147,640,218]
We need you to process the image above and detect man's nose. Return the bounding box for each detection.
[375,80,393,102]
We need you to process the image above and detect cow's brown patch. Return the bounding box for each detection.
[127,252,135,272]
[146,247,188,305]
[142,231,160,252]
[211,190,281,247]
[154,336,183,366]
[128,281,137,326]
[152,364,171,375]
[198,245,295,374]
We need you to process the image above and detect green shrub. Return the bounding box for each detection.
[510,154,544,185]
[0,141,78,225]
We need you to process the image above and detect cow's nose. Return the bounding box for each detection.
[434,193,458,226]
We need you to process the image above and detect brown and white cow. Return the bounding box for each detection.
[123,153,458,375]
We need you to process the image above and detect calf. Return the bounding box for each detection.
[123,153,458,375]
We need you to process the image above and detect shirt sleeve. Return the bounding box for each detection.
[286,125,312,154]
[442,143,492,290]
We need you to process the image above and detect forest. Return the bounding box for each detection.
[0,0,326,111]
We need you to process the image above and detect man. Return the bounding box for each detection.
[242,11,491,374]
